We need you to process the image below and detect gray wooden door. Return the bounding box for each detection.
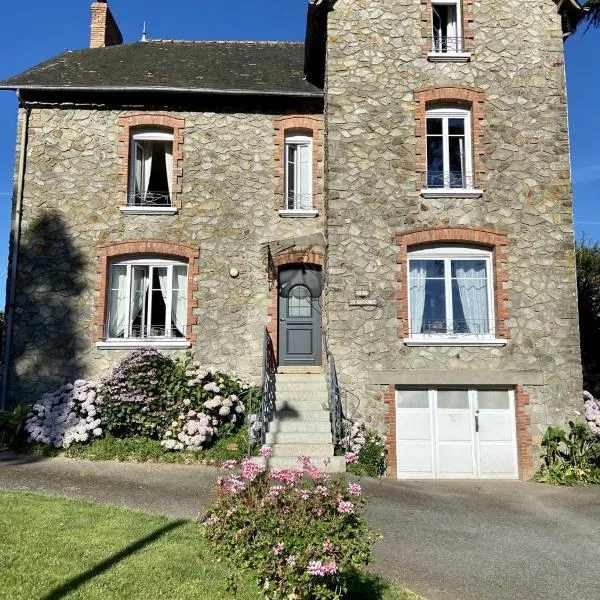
[278,266,322,366]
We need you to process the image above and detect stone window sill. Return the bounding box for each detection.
[120,206,179,215]
[420,188,483,199]
[427,52,471,63]
[403,337,507,347]
[278,210,319,218]
[97,339,191,350]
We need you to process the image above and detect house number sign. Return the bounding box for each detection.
[349,298,378,307]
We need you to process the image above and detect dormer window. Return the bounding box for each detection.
[129,130,174,208]
[285,133,313,212]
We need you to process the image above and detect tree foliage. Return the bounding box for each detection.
[576,239,600,394]
[584,1,600,29]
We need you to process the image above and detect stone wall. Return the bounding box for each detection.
[7,107,324,402]
[324,0,582,468]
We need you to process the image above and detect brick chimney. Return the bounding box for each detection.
[90,1,123,49]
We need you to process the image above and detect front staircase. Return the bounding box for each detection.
[256,372,346,473]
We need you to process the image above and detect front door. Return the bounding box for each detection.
[278,266,322,366]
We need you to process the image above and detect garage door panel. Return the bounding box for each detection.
[397,411,431,440]
[437,444,476,475]
[479,443,516,476]
[437,412,472,441]
[478,412,512,442]
[397,442,433,475]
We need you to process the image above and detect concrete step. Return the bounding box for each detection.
[275,383,328,393]
[266,431,332,444]
[270,443,334,457]
[254,455,346,473]
[268,420,332,434]
[276,388,328,399]
[276,373,327,381]
[274,409,331,421]
[276,400,326,412]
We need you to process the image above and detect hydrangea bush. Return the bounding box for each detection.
[339,422,388,478]
[201,454,381,600]
[24,380,102,448]
[25,349,258,454]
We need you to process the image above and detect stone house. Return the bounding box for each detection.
[0,0,585,478]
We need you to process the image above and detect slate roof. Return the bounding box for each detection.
[0,41,323,97]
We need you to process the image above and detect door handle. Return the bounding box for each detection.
[475,414,479,433]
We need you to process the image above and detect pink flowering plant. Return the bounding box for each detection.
[201,455,381,599]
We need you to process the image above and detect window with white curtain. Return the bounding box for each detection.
[431,0,462,53]
[285,133,312,210]
[407,246,494,340]
[426,106,472,190]
[129,130,174,206]
[106,258,187,340]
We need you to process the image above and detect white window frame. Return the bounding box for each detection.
[421,107,482,198]
[121,130,178,215]
[97,257,190,349]
[279,134,317,217]
[428,0,471,62]
[405,246,506,346]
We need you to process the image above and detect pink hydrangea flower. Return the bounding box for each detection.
[259,445,273,457]
[272,541,284,555]
[347,483,362,496]
[337,500,355,514]
[241,457,266,481]
[344,451,358,464]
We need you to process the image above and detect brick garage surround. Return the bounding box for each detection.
[515,385,534,480]
[420,0,474,53]
[383,384,534,480]
[266,249,324,363]
[95,240,200,343]
[414,85,485,190]
[395,226,510,339]
[273,115,324,212]
[117,113,185,209]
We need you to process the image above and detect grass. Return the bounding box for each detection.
[15,427,253,465]
[0,491,423,600]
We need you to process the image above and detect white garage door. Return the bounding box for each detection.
[395,388,518,479]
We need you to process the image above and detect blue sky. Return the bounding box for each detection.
[0,1,598,310]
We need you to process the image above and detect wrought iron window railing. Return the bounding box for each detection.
[128,191,172,207]
[425,170,476,190]
[103,323,191,340]
[430,36,467,54]
[286,192,314,211]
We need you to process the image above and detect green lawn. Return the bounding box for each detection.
[0,492,422,600]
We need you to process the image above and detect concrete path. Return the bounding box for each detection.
[2,453,599,600]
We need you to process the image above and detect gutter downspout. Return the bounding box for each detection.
[1,90,30,409]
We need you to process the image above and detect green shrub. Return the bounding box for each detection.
[533,421,600,485]
[342,425,388,478]
[0,404,30,449]
[98,348,178,439]
[202,456,381,600]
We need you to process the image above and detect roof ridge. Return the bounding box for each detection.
[141,39,304,45]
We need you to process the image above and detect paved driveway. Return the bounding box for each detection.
[1,453,599,600]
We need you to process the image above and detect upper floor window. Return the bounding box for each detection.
[431,0,462,53]
[408,246,496,342]
[285,133,313,211]
[129,130,174,208]
[426,106,473,191]
[106,257,187,341]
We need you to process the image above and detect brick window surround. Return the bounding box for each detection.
[420,0,474,53]
[273,115,324,212]
[415,85,485,190]
[117,113,185,209]
[95,240,200,342]
[383,384,534,480]
[266,249,324,362]
[395,226,510,339]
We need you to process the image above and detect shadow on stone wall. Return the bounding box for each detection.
[8,210,87,406]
